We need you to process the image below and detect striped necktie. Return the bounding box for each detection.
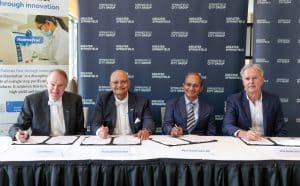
[187,102,195,133]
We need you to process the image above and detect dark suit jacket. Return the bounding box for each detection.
[9,90,85,138]
[162,96,216,135]
[91,91,155,134]
[222,91,287,137]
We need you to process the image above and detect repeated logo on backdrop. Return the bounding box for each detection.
[78,0,248,134]
[253,0,300,136]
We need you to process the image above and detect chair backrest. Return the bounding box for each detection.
[160,106,166,127]
[67,78,78,94]
[83,106,89,129]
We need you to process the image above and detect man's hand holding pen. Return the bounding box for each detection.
[237,128,262,141]
[97,126,109,139]
[16,130,29,143]
[134,129,151,140]
[170,124,183,137]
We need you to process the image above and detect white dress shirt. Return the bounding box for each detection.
[247,94,264,135]
[113,94,132,135]
[48,97,65,136]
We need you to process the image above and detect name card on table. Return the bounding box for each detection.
[171,145,216,159]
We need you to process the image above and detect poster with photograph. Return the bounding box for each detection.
[0,0,69,132]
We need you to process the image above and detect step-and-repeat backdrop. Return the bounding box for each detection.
[253,0,300,136]
[78,0,248,134]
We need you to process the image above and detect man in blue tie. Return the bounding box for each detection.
[91,69,155,140]
[163,72,216,137]
[8,69,85,142]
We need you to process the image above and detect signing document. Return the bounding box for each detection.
[81,136,112,145]
[179,135,217,143]
[112,135,141,145]
[270,137,300,146]
[45,136,79,145]
[13,136,49,145]
[151,135,190,146]
[240,137,274,146]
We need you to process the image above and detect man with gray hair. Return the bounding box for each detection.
[222,64,287,140]
[9,69,85,142]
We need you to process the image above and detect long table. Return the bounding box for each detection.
[0,136,300,186]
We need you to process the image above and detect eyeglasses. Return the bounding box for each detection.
[184,82,200,88]
[110,80,128,86]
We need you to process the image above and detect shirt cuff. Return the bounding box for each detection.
[96,128,101,136]
[234,130,240,137]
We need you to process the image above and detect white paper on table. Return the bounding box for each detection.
[81,136,112,145]
[179,135,217,143]
[45,136,79,145]
[0,136,12,152]
[112,135,141,145]
[270,137,300,146]
[240,137,275,146]
[13,136,49,145]
[150,135,190,146]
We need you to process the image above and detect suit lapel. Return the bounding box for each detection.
[43,91,51,134]
[197,101,203,124]
[108,96,117,128]
[242,92,251,126]
[62,94,71,134]
[179,96,187,125]
[262,92,267,134]
[128,93,135,128]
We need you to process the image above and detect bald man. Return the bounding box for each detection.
[91,69,155,140]
[9,69,85,142]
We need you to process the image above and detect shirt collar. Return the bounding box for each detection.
[184,95,198,105]
[246,93,262,104]
[48,97,62,106]
[115,93,129,105]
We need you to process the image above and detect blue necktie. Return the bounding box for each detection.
[187,102,195,133]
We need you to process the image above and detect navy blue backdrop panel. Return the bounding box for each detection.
[78,0,248,134]
[253,0,300,136]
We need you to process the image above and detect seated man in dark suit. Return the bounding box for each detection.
[222,64,287,140]
[91,69,155,140]
[163,72,216,137]
[9,69,85,142]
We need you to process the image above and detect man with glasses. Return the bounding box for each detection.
[91,69,155,140]
[163,72,216,137]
